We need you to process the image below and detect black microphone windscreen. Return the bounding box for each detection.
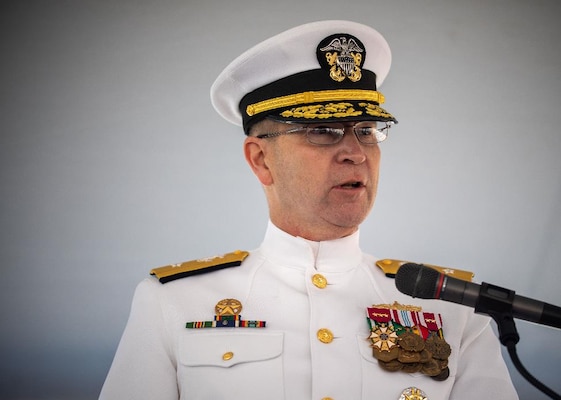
[395,263,441,299]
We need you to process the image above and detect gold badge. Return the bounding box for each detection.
[317,34,365,82]
[215,298,242,316]
[399,387,428,400]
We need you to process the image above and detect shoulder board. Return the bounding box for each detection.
[376,258,474,282]
[150,250,249,284]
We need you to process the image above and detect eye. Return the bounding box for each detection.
[309,126,337,135]
[305,126,344,145]
[308,127,344,138]
[355,126,376,137]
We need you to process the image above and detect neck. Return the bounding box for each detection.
[269,215,358,242]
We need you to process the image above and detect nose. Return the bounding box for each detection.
[336,127,367,164]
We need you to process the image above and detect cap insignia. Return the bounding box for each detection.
[317,34,365,83]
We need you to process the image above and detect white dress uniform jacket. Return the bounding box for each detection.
[100,222,518,400]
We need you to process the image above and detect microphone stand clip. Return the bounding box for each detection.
[475,282,560,400]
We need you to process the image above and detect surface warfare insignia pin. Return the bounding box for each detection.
[186,298,266,329]
[366,302,451,381]
[317,33,365,82]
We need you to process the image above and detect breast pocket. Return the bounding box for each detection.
[178,331,285,400]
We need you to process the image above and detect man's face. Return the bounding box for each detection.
[244,119,382,241]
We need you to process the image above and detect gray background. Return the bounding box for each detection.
[1,1,560,399]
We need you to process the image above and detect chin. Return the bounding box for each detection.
[329,214,368,230]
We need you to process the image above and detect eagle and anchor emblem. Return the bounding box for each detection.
[317,34,365,82]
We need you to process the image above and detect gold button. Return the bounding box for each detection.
[222,351,234,361]
[312,274,328,289]
[317,328,334,344]
[321,397,334,400]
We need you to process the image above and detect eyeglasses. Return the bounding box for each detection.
[255,121,392,146]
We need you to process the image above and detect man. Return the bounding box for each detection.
[100,20,518,399]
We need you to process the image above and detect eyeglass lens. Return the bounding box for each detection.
[304,122,389,145]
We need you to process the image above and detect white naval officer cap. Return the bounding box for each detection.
[211,20,398,134]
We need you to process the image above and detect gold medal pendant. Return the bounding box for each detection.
[399,387,428,400]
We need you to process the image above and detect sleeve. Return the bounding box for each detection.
[451,313,519,399]
[99,279,179,400]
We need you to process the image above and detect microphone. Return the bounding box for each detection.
[395,263,561,330]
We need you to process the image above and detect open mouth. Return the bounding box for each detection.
[339,181,364,189]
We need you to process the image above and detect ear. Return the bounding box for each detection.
[244,137,274,186]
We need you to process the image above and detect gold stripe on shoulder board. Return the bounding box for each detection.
[376,259,474,282]
[150,250,250,284]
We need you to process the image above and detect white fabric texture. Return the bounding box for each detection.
[100,222,518,399]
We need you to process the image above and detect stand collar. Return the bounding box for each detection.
[259,221,363,273]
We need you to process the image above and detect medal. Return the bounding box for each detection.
[367,302,451,380]
[186,298,266,329]
[399,387,428,400]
